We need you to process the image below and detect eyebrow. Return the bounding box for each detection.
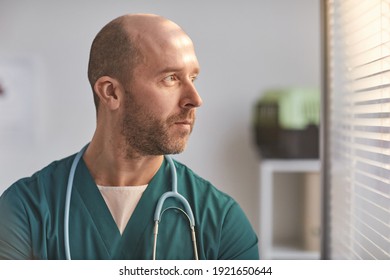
[157,65,200,76]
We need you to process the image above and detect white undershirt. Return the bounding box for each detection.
[97,185,148,235]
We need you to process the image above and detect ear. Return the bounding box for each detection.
[93,76,123,111]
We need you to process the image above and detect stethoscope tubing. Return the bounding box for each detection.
[64,144,88,260]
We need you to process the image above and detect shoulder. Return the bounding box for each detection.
[1,154,76,202]
[172,159,239,221]
[173,159,234,205]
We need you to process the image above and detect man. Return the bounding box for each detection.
[0,14,259,260]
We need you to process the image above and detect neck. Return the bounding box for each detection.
[83,137,164,186]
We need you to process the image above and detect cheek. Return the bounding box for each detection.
[147,96,178,120]
[130,82,179,117]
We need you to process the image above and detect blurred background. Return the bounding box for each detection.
[0,0,321,258]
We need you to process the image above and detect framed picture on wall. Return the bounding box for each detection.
[0,56,38,145]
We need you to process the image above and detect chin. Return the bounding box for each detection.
[166,141,188,155]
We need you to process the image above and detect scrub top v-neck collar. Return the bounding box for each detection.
[73,156,171,259]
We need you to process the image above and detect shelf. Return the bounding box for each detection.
[260,159,320,173]
[272,245,320,260]
[259,159,321,260]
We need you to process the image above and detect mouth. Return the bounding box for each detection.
[173,119,194,134]
[169,110,196,132]
[175,120,193,126]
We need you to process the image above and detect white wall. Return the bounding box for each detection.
[0,0,320,236]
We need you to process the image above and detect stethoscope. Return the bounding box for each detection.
[64,144,199,260]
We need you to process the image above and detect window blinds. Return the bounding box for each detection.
[325,0,390,259]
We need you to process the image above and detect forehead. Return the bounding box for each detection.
[138,29,200,74]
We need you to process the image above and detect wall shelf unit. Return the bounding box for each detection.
[259,159,321,260]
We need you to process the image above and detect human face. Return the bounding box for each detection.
[120,28,203,157]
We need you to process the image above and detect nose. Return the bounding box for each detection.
[180,81,203,109]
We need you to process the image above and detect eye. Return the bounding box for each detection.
[190,75,198,83]
[162,74,177,85]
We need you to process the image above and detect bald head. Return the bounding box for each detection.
[87,14,189,111]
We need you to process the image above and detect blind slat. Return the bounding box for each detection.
[347,43,390,68]
[349,56,390,80]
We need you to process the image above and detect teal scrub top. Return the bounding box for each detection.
[0,153,259,260]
